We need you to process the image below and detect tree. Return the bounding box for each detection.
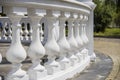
[93,0,116,32]
[114,0,120,27]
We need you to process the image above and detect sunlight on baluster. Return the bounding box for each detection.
[27,8,47,80]
[57,11,71,70]
[67,12,79,66]
[44,9,61,75]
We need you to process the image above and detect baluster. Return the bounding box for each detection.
[67,12,78,66]
[57,11,71,70]
[28,23,33,41]
[83,15,89,57]
[73,14,83,63]
[27,8,47,80]
[6,13,28,80]
[7,22,12,41]
[80,15,89,60]
[24,23,29,40]
[0,53,2,80]
[44,9,60,75]
[1,22,7,40]
[83,15,89,43]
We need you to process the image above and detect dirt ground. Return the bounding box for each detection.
[94,38,120,80]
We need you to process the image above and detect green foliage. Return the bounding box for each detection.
[94,28,120,37]
[93,0,117,33]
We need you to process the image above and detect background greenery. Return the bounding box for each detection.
[93,0,120,35]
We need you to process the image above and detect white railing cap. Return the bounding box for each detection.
[0,0,91,14]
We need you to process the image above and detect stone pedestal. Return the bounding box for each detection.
[57,56,71,70]
[45,58,61,75]
[6,74,28,80]
[28,69,47,80]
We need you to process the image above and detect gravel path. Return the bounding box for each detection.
[68,52,113,80]
[69,37,120,80]
[94,38,120,80]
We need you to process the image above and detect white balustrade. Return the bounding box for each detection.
[67,13,79,66]
[57,11,71,70]
[0,0,96,80]
[27,8,47,80]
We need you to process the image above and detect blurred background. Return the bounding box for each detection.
[93,0,120,38]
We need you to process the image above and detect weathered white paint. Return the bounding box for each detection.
[27,8,47,80]
[67,13,79,66]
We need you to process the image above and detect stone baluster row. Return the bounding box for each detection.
[4,7,90,80]
[0,17,33,42]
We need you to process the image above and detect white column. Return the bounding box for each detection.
[57,11,71,70]
[87,10,96,61]
[73,14,83,62]
[0,53,2,80]
[79,14,88,60]
[83,15,89,58]
[67,12,78,66]
[27,8,47,80]
[44,9,60,75]
[6,14,28,80]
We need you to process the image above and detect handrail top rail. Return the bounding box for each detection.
[0,0,91,15]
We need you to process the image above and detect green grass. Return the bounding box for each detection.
[94,28,120,38]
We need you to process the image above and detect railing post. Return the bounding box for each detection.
[88,10,96,62]
[80,15,89,60]
[27,8,47,80]
[57,11,71,70]
[67,12,78,66]
[73,14,83,63]
[44,9,60,75]
[5,7,28,80]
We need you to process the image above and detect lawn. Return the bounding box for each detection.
[94,28,120,38]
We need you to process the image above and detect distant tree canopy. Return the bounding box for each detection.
[93,0,120,33]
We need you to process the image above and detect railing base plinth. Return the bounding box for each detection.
[5,74,29,80]
[28,69,47,80]
[42,56,90,80]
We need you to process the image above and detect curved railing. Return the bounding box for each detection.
[0,0,96,80]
